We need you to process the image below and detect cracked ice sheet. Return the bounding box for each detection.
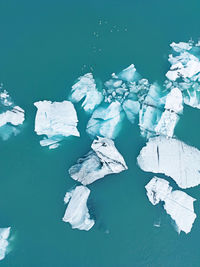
[137,136,200,189]
[145,177,196,234]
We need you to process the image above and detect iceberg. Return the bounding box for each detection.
[165,41,200,109]
[139,84,183,139]
[70,73,103,113]
[145,177,196,234]
[0,88,25,140]
[34,100,79,148]
[0,227,11,260]
[86,101,123,139]
[62,186,94,231]
[137,136,200,189]
[69,136,128,185]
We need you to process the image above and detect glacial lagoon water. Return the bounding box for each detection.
[1,0,200,266]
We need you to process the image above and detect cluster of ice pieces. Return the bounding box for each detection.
[69,136,128,185]
[137,136,200,189]
[63,186,94,231]
[0,87,25,140]
[165,41,200,109]
[145,177,196,234]
[34,100,80,149]
[0,227,11,260]
[70,64,182,140]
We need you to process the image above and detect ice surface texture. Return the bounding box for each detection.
[0,88,25,140]
[0,227,11,260]
[69,136,128,185]
[145,177,196,234]
[137,136,200,189]
[34,100,79,149]
[62,186,94,231]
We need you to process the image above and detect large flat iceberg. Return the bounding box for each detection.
[34,100,79,148]
[0,227,11,260]
[62,186,94,231]
[69,73,103,113]
[137,136,200,189]
[0,88,25,140]
[69,136,128,185]
[145,177,196,234]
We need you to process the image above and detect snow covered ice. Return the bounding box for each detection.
[0,87,25,140]
[137,136,200,189]
[34,100,79,148]
[145,177,196,234]
[165,41,200,109]
[69,73,103,113]
[62,186,94,231]
[69,136,128,185]
[0,227,11,260]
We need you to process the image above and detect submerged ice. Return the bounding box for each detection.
[145,177,196,234]
[0,87,25,140]
[34,100,79,148]
[69,136,128,185]
[0,227,11,260]
[62,185,94,231]
[137,136,200,189]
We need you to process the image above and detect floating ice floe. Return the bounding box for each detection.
[69,73,103,113]
[0,87,25,140]
[145,177,196,234]
[165,41,200,109]
[0,227,11,260]
[34,100,79,149]
[137,136,200,189]
[62,186,94,231]
[69,136,128,185]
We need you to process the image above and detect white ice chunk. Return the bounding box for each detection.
[170,42,192,52]
[34,100,79,147]
[155,88,183,138]
[137,137,200,189]
[62,186,94,231]
[145,177,196,234]
[0,89,25,140]
[114,64,138,82]
[69,136,128,185]
[0,227,11,260]
[0,106,24,127]
[70,73,103,113]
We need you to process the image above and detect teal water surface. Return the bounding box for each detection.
[0,1,200,266]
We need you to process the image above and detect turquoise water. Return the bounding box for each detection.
[0,0,200,266]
